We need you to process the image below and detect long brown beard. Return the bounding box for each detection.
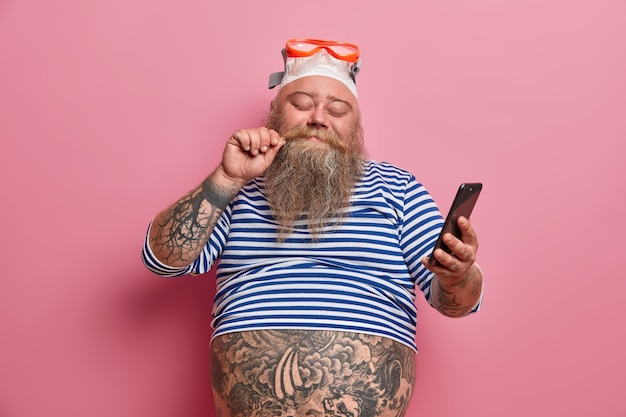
[263,107,366,240]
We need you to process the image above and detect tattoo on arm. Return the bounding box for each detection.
[201,177,233,210]
[150,178,239,266]
[435,282,466,317]
[435,266,482,317]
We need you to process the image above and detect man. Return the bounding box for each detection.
[142,38,484,417]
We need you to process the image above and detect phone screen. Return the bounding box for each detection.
[428,183,482,266]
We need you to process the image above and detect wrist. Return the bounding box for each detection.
[437,271,470,290]
[434,264,483,309]
[201,169,244,210]
[212,165,248,190]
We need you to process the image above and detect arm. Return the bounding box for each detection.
[421,216,484,317]
[148,169,242,267]
[147,127,285,268]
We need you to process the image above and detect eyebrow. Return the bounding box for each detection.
[287,91,354,111]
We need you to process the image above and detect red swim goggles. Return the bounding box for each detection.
[285,38,360,63]
[268,38,362,90]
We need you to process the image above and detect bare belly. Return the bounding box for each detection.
[210,329,415,417]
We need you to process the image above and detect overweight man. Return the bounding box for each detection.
[142,38,484,417]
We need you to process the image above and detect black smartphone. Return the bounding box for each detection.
[428,183,483,266]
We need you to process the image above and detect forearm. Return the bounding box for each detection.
[431,263,483,318]
[148,170,242,267]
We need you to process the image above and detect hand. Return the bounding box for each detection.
[218,127,286,186]
[421,216,479,285]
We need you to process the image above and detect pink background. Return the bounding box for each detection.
[1,0,625,416]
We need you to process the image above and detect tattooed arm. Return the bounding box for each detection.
[147,127,285,268]
[148,171,242,267]
[421,216,484,317]
[430,264,483,317]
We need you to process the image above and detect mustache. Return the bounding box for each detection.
[280,126,345,150]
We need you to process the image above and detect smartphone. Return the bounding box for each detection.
[428,183,483,266]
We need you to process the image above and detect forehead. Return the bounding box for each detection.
[277,76,358,107]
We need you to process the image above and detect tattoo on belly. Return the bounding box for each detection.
[210,330,415,417]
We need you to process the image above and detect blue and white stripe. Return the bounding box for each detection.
[143,161,447,351]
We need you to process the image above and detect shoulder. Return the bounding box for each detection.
[360,160,436,205]
[364,160,414,179]
[361,160,423,189]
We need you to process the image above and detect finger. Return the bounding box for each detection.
[455,248,474,263]
[422,255,460,281]
[421,255,449,276]
[437,247,463,271]
[243,129,268,155]
[263,136,286,164]
[260,127,283,153]
[247,129,265,155]
[458,216,479,247]
[251,127,267,154]
[253,127,283,154]
[230,130,253,152]
[268,129,283,147]
[443,233,475,264]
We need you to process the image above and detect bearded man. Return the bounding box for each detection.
[142,38,484,417]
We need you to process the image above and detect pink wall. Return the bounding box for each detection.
[1,0,624,416]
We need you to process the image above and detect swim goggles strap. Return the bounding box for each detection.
[268,49,289,89]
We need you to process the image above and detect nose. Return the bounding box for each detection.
[307,106,328,129]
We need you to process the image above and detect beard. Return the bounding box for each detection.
[263,105,367,240]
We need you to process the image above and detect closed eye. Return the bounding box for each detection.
[288,92,314,111]
[327,104,349,117]
[292,102,313,111]
[328,108,348,117]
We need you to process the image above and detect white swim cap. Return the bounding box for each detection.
[269,39,362,98]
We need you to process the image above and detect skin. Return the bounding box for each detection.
[210,329,415,417]
[274,75,360,142]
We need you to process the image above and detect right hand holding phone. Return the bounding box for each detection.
[421,216,479,285]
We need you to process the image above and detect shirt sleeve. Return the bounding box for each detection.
[397,178,443,305]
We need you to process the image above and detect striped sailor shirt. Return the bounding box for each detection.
[143,161,463,351]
